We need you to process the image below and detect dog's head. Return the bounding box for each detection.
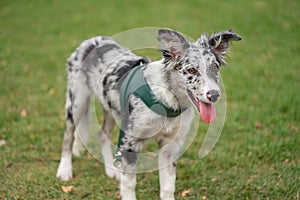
[157,29,242,123]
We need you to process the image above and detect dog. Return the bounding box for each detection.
[56,28,242,200]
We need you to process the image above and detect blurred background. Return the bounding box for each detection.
[0,0,299,199]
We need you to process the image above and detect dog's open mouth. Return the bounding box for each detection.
[186,90,216,123]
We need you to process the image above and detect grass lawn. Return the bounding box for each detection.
[0,0,299,199]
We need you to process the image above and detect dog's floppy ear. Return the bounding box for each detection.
[208,30,242,65]
[157,29,190,61]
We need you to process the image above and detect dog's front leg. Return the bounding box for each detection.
[120,149,138,200]
[120,172,137,200]
[158,109,194,200]
[158,142,178,200]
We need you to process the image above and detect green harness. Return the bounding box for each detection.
[113,61,186,168]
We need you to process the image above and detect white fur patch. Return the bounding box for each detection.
[56,156,72,181]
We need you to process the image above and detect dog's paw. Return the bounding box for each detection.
[56,166,72,181]
[160,193,175,200]
[56,159,72,181]
[160,198,175,200]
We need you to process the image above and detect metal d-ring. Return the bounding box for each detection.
[113,150,122,168]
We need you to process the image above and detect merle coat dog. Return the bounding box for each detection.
[56,29,242,200]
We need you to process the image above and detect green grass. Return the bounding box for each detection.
[1,0,299,199]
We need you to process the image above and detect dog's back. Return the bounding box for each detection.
[66,36,146,117]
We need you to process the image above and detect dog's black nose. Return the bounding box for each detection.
[207,90,220,103]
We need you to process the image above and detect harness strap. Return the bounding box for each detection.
[113,61,187,168]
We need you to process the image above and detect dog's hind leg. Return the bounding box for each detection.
[57,72,91,181]
[72,105,90,157]
[56,119,75,181]
[99,110,120,179]
[56,88,76,181]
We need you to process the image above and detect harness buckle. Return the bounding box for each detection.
[113,150,122,168]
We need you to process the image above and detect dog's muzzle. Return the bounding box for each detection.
[206,90,220,103]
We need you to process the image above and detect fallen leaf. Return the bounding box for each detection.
[116,191,121,199]
[0,140,6,146]
[181,188,192,198]
[61,185,73,193]
[20,109,28,117]
[1,59,8,67]
[288,124,298,132]
[255,122,264,129]
[284,158,289,164]
[5,162,13,168]
[87,153,92,160]
[48,88,55,95]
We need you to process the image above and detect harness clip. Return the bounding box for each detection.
[113,150,122,168]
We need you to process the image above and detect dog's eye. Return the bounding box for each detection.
[187,68,197,75]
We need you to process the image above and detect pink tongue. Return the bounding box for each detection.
[198,101,216,123]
